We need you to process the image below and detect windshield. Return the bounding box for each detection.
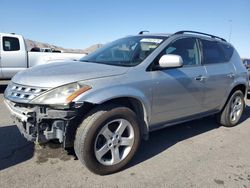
[80,36,166,67]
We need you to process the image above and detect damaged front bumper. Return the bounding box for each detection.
[4,99,37,141]
[4,99,78,146]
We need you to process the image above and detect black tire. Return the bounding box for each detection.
[74,104,141,175]
[217,90,245,127]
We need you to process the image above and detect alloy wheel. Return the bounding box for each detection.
[94,119,135,166]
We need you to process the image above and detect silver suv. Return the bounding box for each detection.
[4,31,248,175]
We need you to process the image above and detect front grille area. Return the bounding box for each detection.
[5,83,48,103]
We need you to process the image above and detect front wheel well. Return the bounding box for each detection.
[97,97,149,139]
[64,97,149,148]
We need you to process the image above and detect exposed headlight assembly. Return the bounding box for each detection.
[30,82,91,106]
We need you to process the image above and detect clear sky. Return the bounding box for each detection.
[0,0,249,57]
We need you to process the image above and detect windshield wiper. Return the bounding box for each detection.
[80,60,134,67]
[80,60,98,63]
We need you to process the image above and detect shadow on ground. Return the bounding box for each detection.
[0,125,34,171]
[0,84,7,93]
[129,105,250,168]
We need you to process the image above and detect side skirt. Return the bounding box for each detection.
[149,110,220,132]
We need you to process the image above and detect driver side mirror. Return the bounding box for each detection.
[158,54,183,68]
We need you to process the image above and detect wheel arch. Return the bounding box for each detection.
[220,83,247,111]
[76,86,152,136]
[91,96,150,140]
[230,84,246,96]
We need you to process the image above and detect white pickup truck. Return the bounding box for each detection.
[0,33,86,79]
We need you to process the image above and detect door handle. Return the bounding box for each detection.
[227,73,235,79]
[195,75,206,81]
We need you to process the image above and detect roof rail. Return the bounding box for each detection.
[174,30,227,42]
[138,30,149,35]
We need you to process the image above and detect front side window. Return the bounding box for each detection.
[158,37,200,66]
[80,36,166,67]
[3,37,20,51]
[201,40,225,64]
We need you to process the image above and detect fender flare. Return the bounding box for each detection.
[74,86,152,133]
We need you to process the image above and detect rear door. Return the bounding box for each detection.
[200,39,235,111]
[1,35,27,79]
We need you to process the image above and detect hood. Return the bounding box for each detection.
[12,61,129,88]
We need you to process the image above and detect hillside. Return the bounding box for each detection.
[25,39,103,54]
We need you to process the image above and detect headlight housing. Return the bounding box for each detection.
[30,82,91,106]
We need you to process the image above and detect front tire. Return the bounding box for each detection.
[217,90,245,127]
[74,104,140,175]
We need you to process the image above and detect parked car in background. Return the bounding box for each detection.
[4,31,248,175]
[242,58,250,69]
[30,47,62,53]
[242,57,250,80]
[0,33,86,79]
[242,58,250,93]
[40,48,53,53]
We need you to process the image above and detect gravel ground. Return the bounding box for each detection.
[0,82,250,188]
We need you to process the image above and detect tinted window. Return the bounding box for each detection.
[161,37,200,66]
[3,37,20,51]
[201,40,225,64]
[219,43,234,61]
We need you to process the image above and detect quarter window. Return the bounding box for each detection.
[201,40,225,64]
[219,43,234,61]
[3,37,20,51]
[160,37,200,66]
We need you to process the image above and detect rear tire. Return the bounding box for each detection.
[74,104,140,175]
[217,90,245,127]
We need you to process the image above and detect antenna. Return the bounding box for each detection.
[228,20,232,42]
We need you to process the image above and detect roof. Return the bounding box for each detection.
[0,32,22,38]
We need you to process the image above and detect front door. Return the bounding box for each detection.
[150,37,207,126]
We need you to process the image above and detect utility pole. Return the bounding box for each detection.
[228,20,232,42]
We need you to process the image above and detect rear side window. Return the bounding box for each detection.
[219,43,234,61]
[3,37,20,51]
[201,40,225,64]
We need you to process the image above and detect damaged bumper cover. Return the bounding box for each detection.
[4,99,78,145]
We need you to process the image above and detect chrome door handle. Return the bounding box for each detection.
[227,73,235,79]
[195,75,206,81]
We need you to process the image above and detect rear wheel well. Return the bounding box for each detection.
[220,84,246,112]
[230,84,246,97]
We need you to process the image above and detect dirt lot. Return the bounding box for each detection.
[0,82,250,188]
